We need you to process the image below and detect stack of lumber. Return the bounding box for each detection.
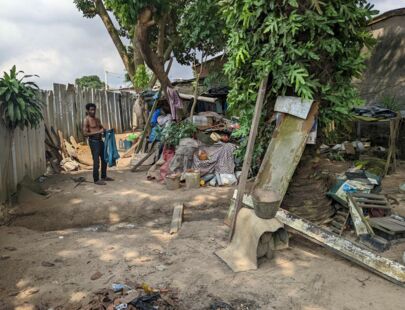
[45,125,92,172]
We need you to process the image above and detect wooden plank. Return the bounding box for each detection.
[357,203,391,209]
[66,84,77,139]
[169,203,184,234]
[370,218,405,232]
[53,84,61,132]
[275,209,405,285]
[227,76,268,240]
[352,193,387,200]
[348,195,374,236]
[354,198,388,205]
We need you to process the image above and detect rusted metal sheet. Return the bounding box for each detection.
[252,103,319,211]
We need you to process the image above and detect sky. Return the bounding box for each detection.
[0,0,403,90]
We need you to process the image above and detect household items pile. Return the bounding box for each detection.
[45,125,120,173]
[131,88,240,189]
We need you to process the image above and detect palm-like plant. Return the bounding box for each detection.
[0,66,43,204]
[0,65,43,130]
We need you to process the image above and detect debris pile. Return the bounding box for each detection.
[131,89,241,189]
[85,283,180,310]
[45,125,93,173]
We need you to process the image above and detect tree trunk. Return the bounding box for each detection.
[95,0,134,78]
[190,55,205,117]
[136,8,172,91]
[132,34,145,68]
[148,43,174,89]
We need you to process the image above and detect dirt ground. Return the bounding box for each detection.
[1,159,405,309]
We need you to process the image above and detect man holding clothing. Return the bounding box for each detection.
[83,103,114,185]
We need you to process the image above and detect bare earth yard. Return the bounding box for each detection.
[1,163,405,309]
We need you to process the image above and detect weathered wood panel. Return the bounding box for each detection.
[43,84,134,140]
[0,121,46,204]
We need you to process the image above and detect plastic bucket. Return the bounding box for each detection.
[166,175,180,190]
[185,171,200,189]
[123,139,132,150]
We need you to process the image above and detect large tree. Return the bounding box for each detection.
[74,0,225,92]
[75,75,105,89]
[222,0,377,165]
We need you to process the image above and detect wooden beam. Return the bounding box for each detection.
[170,203,184,234]
[178,93,218,104]
[235,193,405,286]
[228,76,268,241]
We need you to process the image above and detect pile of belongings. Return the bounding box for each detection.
[328,169,380,205]
[326,167,405,251]
[353,105,397,121]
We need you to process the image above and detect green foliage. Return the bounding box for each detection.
[133,65,151,91]
[203,68,229,89]
[104,0,169,31]
[73,0,96,18]
[160,121,197,147]
[176,0,226,64]
[222,0,377,148]
[0,66,43,130]
[380,95,402,112]
[75,0,226,68]
[75,75,105,89]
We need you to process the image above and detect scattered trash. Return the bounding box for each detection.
[155,265,167,271]
[87,283,180,310]
[112,283,132,293]
[115,303,128,310]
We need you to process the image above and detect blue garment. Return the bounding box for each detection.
[151,108,161,127]
[104,129,120,167]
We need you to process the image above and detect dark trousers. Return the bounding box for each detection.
[89,139,107,182]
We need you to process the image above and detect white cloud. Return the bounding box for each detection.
[0,0,402,89]
[370,0,404,13]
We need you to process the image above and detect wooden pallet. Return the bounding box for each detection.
[330,208,350,235]
[350,193,391,210]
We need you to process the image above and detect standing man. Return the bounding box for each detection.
[83,103,114,185]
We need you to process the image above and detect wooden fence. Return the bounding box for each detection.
[0,121,46,204]
[0,84,135,204]
[41,84,135,142]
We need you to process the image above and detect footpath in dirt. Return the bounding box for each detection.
[1,168,405,309]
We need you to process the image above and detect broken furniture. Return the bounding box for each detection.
[353,112,401,176]
[347,194,390,252]
[370,215,405,241]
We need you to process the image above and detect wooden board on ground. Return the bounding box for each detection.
[370,217,405,233]
[169,203,184,234]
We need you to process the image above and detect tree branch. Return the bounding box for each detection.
[94,0,134,77]
[136,7,172,90]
